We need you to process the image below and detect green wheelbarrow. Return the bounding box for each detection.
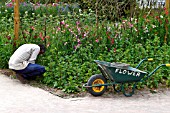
[83,58,170,97]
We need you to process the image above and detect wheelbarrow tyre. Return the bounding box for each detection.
[87,74,107,96]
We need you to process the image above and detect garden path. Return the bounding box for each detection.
[0,73,170,113]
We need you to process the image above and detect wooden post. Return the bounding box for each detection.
[164,0,169,44]
[14,0,20,45]
[165,0,170,10]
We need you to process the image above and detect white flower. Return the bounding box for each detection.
[115,22,118,27]
[107,27,111,31]
[49,15,53,18]
[152,25,156,28]
[144,27,149,33]
[25,11,28,14]
[134,27,138,32]
[160,15,163,18]
[79,9,82,13]
[8,18,12,21]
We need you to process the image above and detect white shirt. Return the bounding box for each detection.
[9,44,40,70]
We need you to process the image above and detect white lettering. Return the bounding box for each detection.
[119,69,123,74]
[115,69,119,73]
[123,70,127,74]
[128,71,133,75]
[136,72,140,77]
[114,68,140,77]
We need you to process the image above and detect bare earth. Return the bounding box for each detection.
[0,73,170,113]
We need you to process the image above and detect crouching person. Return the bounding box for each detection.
[8,44,46,84]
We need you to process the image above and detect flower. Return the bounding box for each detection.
[160,15,163,18]
[6,2,13,7]
[164,7,169,16]
[74,44,81,50]
[122,20,127,24]
[114,48,116,53]
[57,27,61,31]
[65,24,69,28]
[107,27,111,31]
[128,22,133,28]
[60,21,65,25]
[64,42,68,45]
[30,26,35,30]
[77,39,81,44]
[152,25,156,28]
[95,39,99,43]
[6,36,11,40]
[76,21,80,26]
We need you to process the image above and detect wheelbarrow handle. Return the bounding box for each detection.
[147,58,153,61]
[141,64,170,82]
[166,64,170,67]
[136,58,153,68]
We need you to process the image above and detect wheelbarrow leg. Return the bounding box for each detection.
[121,83,137,97]
[113,84,122,93]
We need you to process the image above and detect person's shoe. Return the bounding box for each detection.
[16,74,28,84]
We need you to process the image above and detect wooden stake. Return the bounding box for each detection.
[14,0,20,45]
[164,0,169,43]
[165,0,170,10]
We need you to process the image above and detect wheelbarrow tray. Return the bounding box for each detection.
[95,60,147,83]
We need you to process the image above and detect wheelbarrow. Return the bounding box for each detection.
[83,58,170,97]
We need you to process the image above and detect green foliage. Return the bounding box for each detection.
[0,1,170,94]
[0,35,13,68]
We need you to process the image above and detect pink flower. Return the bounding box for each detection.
[128,22,133,28]
[6,3,13,7]
[65,24,69,28]
[77,38,80,42]
[77,27,81,33]
[60,21,65,25]
[12,0,15,2]
[57,27,61,31]
[74,44,80,50]
[69,28,72,32]
[95,39,99,43]
[83,32,88,37]
[76,21,80,26]
[30,26,35,30]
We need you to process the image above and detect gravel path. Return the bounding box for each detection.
[0,74,170,113]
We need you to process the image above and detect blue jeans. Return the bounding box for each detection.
[14,63,46,78]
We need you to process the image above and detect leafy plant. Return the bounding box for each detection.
[0,1,169,94]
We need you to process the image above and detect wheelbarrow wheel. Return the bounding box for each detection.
[87,74,107,96]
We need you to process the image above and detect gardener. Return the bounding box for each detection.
[8,44,46,84]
